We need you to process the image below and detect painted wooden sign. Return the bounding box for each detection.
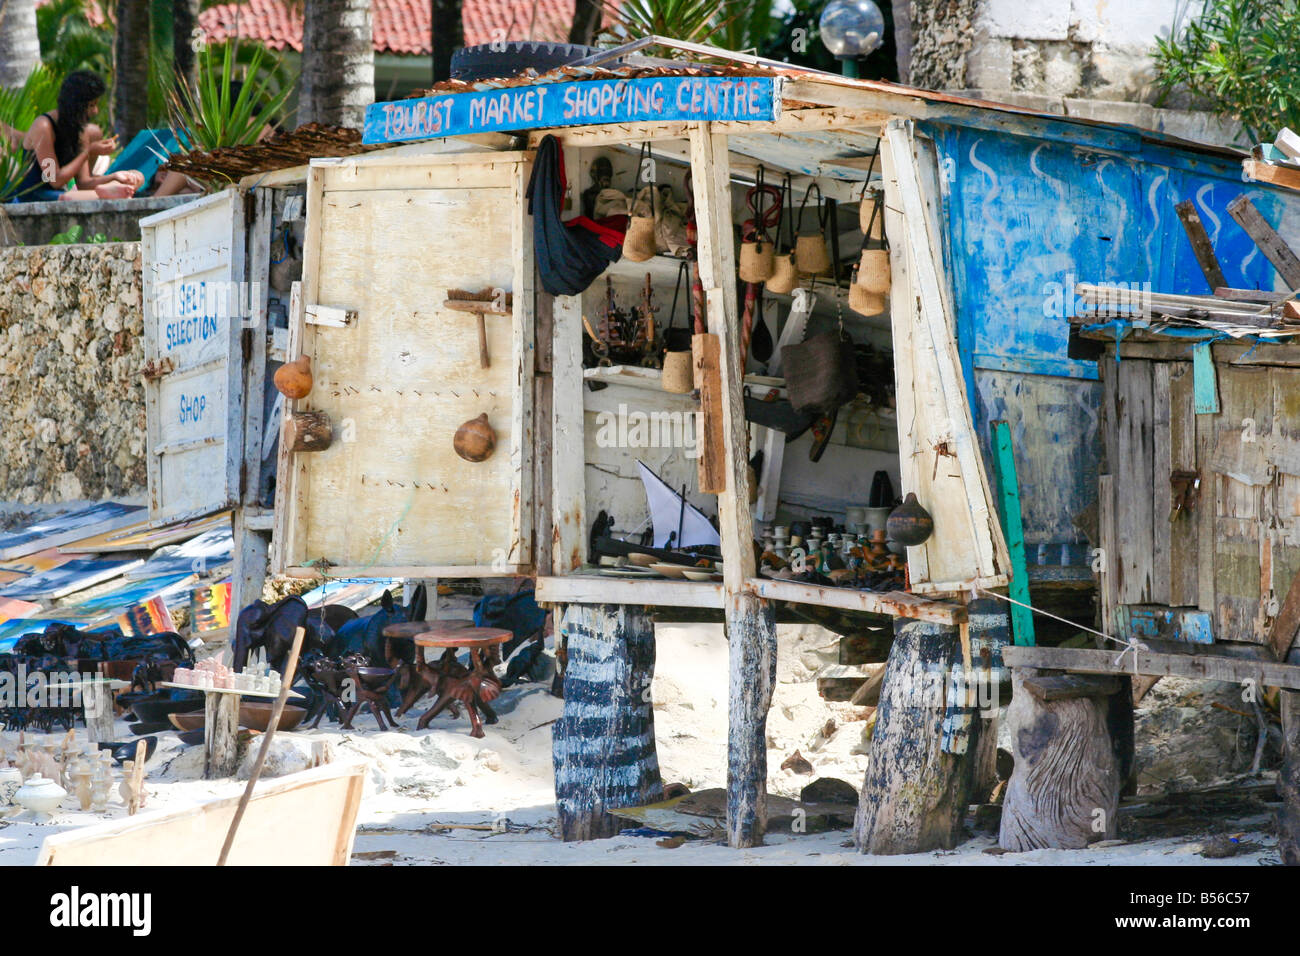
[140,189,247,525]
[364,76,781,145]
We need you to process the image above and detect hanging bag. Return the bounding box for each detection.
[851,187,889,315]
[857,146,883,237]
[661,260,694,393]
[739,167,779,283]
[765,173,799,294]
[794,183,831,276]
[784,207,858,414]
[623,142,658,262]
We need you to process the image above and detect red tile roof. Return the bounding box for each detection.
[197,0,579,56]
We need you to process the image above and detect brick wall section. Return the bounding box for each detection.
[0,243,147,503]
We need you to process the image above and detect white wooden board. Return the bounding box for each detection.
[273,153,535,577]
[140,189,247,525]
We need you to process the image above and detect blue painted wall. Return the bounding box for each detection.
[919,119,1300,569]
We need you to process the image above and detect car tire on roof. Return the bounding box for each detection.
[450,42,608,83]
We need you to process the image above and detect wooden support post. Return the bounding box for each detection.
[856,618,986,854]
[552,604,663,840]
[204,691,241,779]
[230,185,274,622]
[990,420,1035,646]
[687,123,777,848]
[999,666,1120,850]
[1280,690,1300,866]
[83,678,116,745]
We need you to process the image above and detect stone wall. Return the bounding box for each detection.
[0,243,147,503]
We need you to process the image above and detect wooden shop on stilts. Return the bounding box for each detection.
[151,39,1300,856]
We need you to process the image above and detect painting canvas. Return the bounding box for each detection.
[0,502,145,560]
[0,555,143,601]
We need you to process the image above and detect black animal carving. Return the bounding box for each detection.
[232,595,324,675]
[327,587,426,667]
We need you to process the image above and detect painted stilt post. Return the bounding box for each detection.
[1280,690,1300,865]
[688,123,779,848]
[990,420,1034,646]
[855,617,984,854]
[552,603,663,840]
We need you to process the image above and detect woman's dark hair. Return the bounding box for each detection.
[53,70,106,164]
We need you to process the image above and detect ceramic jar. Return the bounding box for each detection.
[0,766,21,806]
[14,774,66,822]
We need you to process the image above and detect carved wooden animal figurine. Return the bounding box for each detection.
[301,655,350,730]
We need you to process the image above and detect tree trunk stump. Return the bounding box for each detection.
[727,591,778,848]
[1279,690,1300,866]
[204,692,241,779]
[999,666,1120,851]
[855,618,985,854]
[552,604,663,841]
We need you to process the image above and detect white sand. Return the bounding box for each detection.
[0,622,1280,866]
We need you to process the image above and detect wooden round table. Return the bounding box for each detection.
[410,626,512,738]
[382,619,473,664]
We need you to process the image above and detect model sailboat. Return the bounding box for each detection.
[636,461,721,550]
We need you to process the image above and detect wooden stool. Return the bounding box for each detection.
[409,627,511,738]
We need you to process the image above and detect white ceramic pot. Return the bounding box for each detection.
[14,773,66,822]
[0,767,21,806]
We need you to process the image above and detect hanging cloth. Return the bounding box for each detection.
[526,134,624,297]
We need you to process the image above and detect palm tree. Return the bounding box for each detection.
[300,0,374,128]
[569,0,602,46]
[172,0,199,94]
[0,0,42,88]
[431,0,462,84]
[114,0,152,141]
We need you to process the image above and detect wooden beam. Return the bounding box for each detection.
[748,577,966,625]
[1003,644,1300,690]
[535,575,723,609]
[530,107,887,149]
[1243,158,1300,193]
[990,421,1035,646]
[1227,194,1300,289]
[1175,199,1228,291]
[688,122,776,850]
[1021,673,1121,701]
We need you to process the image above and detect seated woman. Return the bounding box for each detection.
[10,70,145,203]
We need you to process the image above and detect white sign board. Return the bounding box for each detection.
[140,189,247,525]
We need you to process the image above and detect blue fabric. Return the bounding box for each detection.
[106,128,186,186]
[473,590,547,660]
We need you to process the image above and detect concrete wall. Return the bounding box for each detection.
[903,0,1242,145]
[1,195,195,247]
[0,243,147,503]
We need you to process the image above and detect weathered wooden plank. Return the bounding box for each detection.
[1150,363,1173,606]
[882,119,1010,593]
[1021,673,1122,701]
[989,421,1034,645]
[1175,199,1228,291]
[747,577,966,624]
[1115,360,1155,604]
[1226,193,1300,289]
[536,574,723,609]
[1002,644,1300,689]
[1167,362,1199,605]
[1192,342,1220,414]
[692,330,726,494]
[1243,158,1300,193]
[1097,474,1117,635]
[552,603,663,841]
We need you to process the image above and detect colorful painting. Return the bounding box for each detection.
[118,595,175,636]
[299,579,399,610]
[191,580,232,635]
[0,501,145,560]
[59,510,231,554]
[125,526,233,579]
[0,548,76,585]
[0,596,40,623]
[0,555,143,601]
